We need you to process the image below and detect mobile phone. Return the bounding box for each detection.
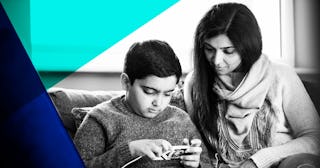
[169,145,190,159]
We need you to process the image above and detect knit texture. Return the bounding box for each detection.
[73,95,213,168]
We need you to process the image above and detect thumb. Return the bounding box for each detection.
[190,139,201,147]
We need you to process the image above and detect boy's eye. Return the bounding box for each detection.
[143,88,156,95]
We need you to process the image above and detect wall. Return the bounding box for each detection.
[294,0,320,77]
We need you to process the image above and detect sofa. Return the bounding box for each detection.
[48,80,320,139]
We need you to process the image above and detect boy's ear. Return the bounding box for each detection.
[120,73,131,90]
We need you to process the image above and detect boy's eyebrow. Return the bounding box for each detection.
[142,85,175,93]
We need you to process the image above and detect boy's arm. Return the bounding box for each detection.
[73,114,134,168]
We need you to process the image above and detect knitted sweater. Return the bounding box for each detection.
[73,95,213,168]
[184,55,320,168]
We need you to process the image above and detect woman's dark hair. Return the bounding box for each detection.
[190,3,262,152]
[123,39,182,84]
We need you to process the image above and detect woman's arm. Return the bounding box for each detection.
[250,65,320,168]
[183,71,195,114]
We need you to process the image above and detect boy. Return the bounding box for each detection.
[73,40,212,168]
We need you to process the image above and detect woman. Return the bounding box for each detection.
[183,3,320,168]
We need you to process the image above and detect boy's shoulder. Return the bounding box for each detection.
[88,95,126,117]
[165,105,191,120]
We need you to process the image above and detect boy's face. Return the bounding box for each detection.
[124,75,177,118]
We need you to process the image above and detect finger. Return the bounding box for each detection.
[190,139,201,147]
[185,146,202,154]
[183,138,190,146]
[149,143,163,157]
[144,149,158,160]
[180,154,200,161]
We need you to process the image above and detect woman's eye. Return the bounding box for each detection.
[224,48,235,54]
[204,46,216,53]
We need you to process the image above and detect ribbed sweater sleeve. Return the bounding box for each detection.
[73,113,134,168]
[250,64,320,168]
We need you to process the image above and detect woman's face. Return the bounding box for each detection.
[204,34,242,75]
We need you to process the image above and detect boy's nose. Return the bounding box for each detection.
[152,96,163,107]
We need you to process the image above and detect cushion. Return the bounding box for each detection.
[48,87,124,137]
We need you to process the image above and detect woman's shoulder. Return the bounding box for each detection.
[268,58,298,81]
[267,58,305,95]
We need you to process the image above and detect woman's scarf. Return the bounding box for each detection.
[213,55,275,164]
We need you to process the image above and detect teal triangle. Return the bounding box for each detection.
[0,0,31,57]
[2,0,178,89]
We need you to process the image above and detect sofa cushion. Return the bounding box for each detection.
[48,87,124,138]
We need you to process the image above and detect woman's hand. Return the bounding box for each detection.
[128,139,172,159]
[180,138,202,168]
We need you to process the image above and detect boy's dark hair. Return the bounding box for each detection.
[123,40,182,84]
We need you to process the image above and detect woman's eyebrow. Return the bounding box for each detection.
[204,42,234,49]
[220,46,235,50]
[204,42,214,48]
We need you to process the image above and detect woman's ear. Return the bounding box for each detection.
[120,73,131,90]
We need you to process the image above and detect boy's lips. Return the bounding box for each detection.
[148,109,160,113]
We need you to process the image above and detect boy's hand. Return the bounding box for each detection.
[128,139,172,160]
[180,138,202,168]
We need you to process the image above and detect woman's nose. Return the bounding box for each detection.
[214,50,224,66]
